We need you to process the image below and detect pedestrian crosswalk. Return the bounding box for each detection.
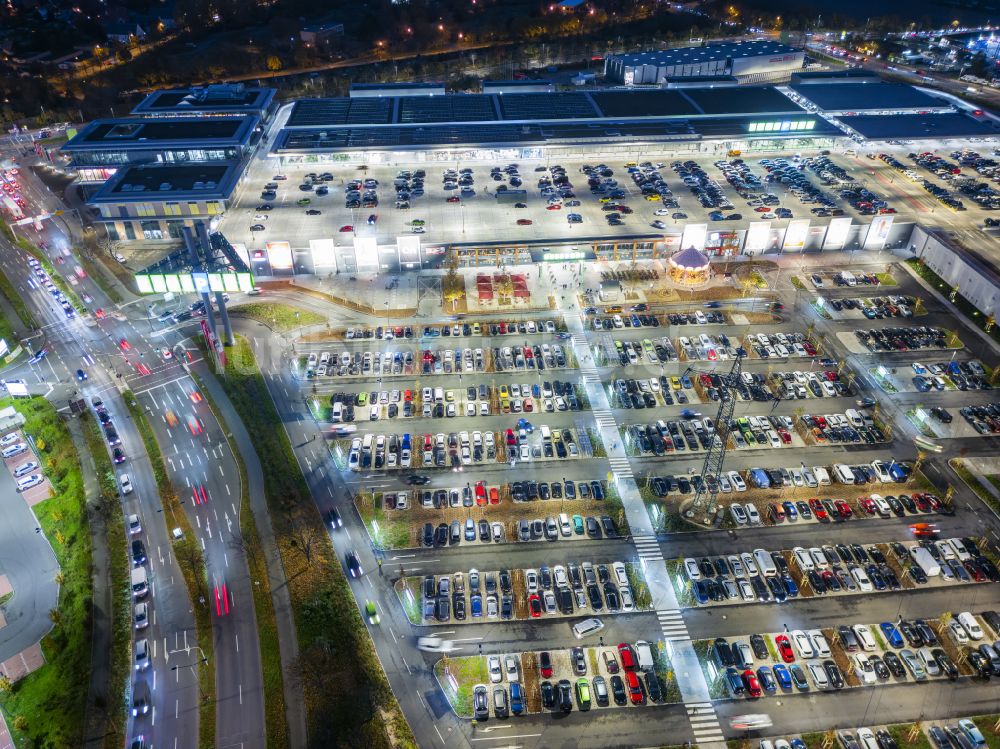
[592,408,618,429]
[581,372,602,385]
[631,532,662,563]
[607,455,634,481]
[656,609,689,642]
[686,702,725,743]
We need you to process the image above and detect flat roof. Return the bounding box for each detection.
[839,112,1000,139]
[131,86,275,115]
[790,81,950,112]
[680,85,800,115]
[63,116,258,151]
[607,40,799,68]
[351,82,444,91]
[285,86,808,128]
[274,114,837,153]
[91,162,241,203]
[590,90,699,117]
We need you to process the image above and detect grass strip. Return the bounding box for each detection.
[76,252,123,304]
[212,335,417,748]
[0,397,91,746]
[0,267,35,328]
[228,302,325,332]
[82,415,131,749]
[123,393,216,749]
[187,370,289,749]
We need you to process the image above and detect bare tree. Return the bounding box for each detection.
[287,513,317,565]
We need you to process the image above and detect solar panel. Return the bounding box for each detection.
[498,92,598,121]
[346,98,393,124]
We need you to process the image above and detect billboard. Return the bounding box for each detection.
[397,235,422,266]
[310,238,336,269]
[744,222,771,253]
[823,217,852,250]
[865,215,894,249]
[356,237,379,271]
[783,219,810,251]
[680,223,707,251]
[266,241,293,270]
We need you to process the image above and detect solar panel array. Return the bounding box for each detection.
[497,92,599,121]
[398,95,496,123]
[286,98,392,127]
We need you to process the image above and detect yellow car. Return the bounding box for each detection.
[165,410,179,427]
[645,194,661,201]
[598,197,612,203]
[498,385,509,399]
[670,377,682,391]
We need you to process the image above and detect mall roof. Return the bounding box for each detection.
[131,85,275,116]
[838,112,1000,139]
[790,81,950,112]
[607,40,799,68]
[62,116,259,151]
[90,162,242,203]
[284,86,806,128]
[273,114,839,153]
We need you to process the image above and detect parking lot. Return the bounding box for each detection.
[223,145,1000,251]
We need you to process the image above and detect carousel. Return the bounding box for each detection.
[667,246,712,287]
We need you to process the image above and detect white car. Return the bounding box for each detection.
[612,562,629,588]
[128,514,142,535]
[729,504,748,525]
[791,629,814,658]
[119,473,133,495]
[792,547,814,572]
[729,471,747,491]
[744,503,761,525]
[134,602,149,629]
[808,661,830,689]
[504,654,519,682]
[683,558,701,581]
[853,654,876,684]
[737,580,755,601]
[808,629,831,658]
[948,620,969,644]
[488,655,502,683]
[850,566,873,592]
[524,568,539,593]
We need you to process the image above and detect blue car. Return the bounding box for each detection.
[724,667,745,696]
[471,594,483,618]
[757,666,777,693]
[510,683,525,715]
[788,664,810,691]
[879,621,904,648]
[772,664,792,691]
[782,574,799,598]
[693,580,709,605]
[791,739,808,749]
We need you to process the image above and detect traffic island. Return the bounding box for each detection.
[433,655,487,718]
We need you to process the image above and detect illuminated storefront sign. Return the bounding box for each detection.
[823,217,852,250]
[747,120,817,133]
[134,272,254,294]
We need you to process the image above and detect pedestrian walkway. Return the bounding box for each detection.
[554,267,725,748]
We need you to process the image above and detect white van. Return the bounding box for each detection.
[813,466,831,486]
[958,612,985,640]
[331,402,344,423]
[2,443,27,459]
[540,425,552,442]
[16,474,43,492]
[753,548,777,577]
[841,271,857,287]
[434,387,445,403]
[833,464,856,484]
[131,567,148,598]
[572,617,605,639]
[845,409,864,428]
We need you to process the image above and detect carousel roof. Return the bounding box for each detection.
[670,246,710,269]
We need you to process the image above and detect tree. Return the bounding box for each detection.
[265,55,283,72]
[969,51,991,79]
[287,513,316,565]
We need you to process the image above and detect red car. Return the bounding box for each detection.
[834,499,853,519]
[516,219,533,226]
[446,196,461,203]
[803,341,817,355]
[489,487,500,505]
[775,635,795,663]
[505,429,516,446]
[545,204,562,210]
[754,206,772,212]
[859,497,876,515]
[809,498,828,522]
[617,643,637,671]
[778,430,791,444]
[339,225,353,232]
[743,669,761,697]
[539,651,553,678]
[625,671,644,704]
[910,522,938,539]
[475,482,487,506]
[528,594,542,617]
[914,494,931,512]
[118,338,131,351]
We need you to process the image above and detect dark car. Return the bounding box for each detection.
[645,672,662,702]
[474,685,490,720]
[345,550,363,577]
[823,659,844,689]
[131,539,146,566]
[610,674,627,705]
[540,681,555,709]
[556,679,573,712]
